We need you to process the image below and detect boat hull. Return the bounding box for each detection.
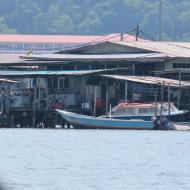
[57,110,153,130]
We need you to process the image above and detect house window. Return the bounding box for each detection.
[59,79,64,89]
[173,63,190,68]
[53,78,58,88]
[64,78,69,88]
[47,78,59,89]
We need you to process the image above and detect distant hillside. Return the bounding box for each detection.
[0,0,189,41]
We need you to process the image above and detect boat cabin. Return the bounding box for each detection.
[110,102,180,116]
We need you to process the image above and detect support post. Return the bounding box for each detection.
[38,77,41,110]
[45,78,49,111]
[177,71,181,108]
[0,86,3,112]
[94,86,97,117]
[160,81,164,118]
[132,64,135,103]
[154,91,157,117]
[105,80,109,116]
[136,26,140,41]
[125,81,128,101]
[29,77,32,96]
[109,104,112,119]
[32,80,37,128]
[6,84,10,115]
[82,78,86,105]
[168,84,171,116]
[120,33,124,41]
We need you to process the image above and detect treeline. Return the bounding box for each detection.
[0,0,190,41]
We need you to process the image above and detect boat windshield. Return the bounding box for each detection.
[111,107,138,115]
[157,103,178,112]
[138,107,155,114]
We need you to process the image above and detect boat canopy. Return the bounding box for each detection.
[111,102,179,116]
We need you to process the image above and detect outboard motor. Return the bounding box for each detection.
[152,116,175,130]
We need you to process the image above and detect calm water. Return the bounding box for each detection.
[0,129,190,190]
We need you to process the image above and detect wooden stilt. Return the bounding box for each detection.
[109,104,112,119]
[82,78,86,105]
[154,91,157,117]
[105,80,109,116]
[0,87,3,112]
[45,78,49,111]
[106,90,109,117]
[132,63,135,103]
[6,84,10,114]
[125,81,128,101]
[160,81,164,118]
[32,79,37,128]
[168,84,171,116]
[38,77,41,110]
[177,71,181,108]
[94,86,97,117]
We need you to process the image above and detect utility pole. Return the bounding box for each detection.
[159,0,162,41]
[136,26,140,41]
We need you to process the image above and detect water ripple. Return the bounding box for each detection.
[0,129,189,190]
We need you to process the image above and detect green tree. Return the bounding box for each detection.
[0,17,16,33]
[0,0,189,41]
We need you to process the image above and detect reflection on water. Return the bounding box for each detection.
[0,129,190,190]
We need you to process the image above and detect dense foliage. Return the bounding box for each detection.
[0,0,190,41]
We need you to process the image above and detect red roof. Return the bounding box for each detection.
[0,34,102,43]
[0,33,144,43]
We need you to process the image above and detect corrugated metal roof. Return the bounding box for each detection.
[0,69,117,77]
[115,41,190,58]
[0,54,23,63]
[0,54,71,65]
[102,75,190,88]
[154,69,190,74]
[21,53,166,61]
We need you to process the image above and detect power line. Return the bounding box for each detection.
[61,28,138,51]
[140,30,156,41]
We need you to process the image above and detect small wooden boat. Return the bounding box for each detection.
[56,109,153,130]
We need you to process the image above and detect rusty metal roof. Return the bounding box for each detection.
[102,75,190,88]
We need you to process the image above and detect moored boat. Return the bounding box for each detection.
[56,109,153,130]
[101,102,190,122]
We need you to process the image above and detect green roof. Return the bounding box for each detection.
[0,69,114,78]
